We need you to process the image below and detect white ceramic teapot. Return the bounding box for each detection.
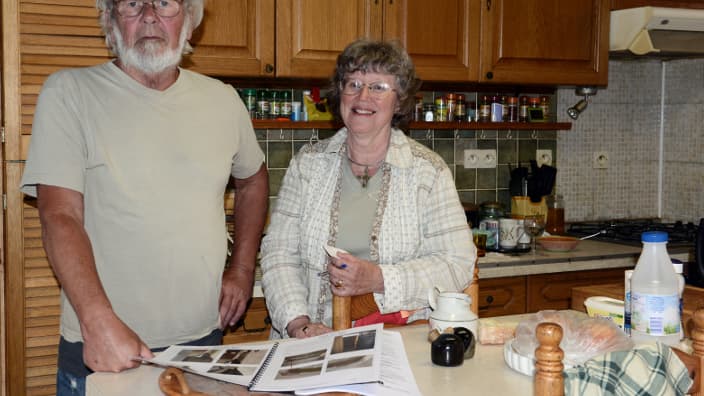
[428,287,478,336]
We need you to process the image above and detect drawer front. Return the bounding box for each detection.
[478,276,527,317]
[527,268,628,312]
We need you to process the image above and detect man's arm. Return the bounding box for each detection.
[220,163,269,328]
[37,184,152,372]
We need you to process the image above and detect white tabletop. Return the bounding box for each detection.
[87,323,531,395]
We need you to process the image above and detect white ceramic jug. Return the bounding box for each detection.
[428,287,478,335]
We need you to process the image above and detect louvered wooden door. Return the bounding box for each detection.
[2,1,111,395]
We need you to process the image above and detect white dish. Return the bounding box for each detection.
[503,338,573,377]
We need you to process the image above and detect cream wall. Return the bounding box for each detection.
[556,59,704,224]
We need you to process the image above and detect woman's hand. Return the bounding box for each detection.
[287,316,332,338]
[328,253,384,296]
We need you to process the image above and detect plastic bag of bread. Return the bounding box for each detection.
[512,310,634,366]
[478,317,522,345]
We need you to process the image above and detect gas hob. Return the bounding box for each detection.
[566,219,697,248]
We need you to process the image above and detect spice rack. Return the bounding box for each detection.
[251,120,572,130]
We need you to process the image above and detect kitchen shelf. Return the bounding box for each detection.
[252,120,572,130]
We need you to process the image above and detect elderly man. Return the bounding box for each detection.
[19,1,268,394]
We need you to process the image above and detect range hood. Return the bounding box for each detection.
[610,7,704,56]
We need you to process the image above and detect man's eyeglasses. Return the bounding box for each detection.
[341,80,396,97]
[115,0,182,18]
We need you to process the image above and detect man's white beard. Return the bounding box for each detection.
[112,21,190,75]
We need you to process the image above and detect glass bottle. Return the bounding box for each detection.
[528,97,541,122]
[507,96,518,122]
[256,89,270,120]
[280,90,292,118]
[269,90,281,119]
[242,89,256,119]
[435,96,448,122]
[545,193,565,235]
[478,95,491,122]
[455,94,466,121]
[518,96,529,122]
[540,95,551,122]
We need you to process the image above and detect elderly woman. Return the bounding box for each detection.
[261,39,475,339]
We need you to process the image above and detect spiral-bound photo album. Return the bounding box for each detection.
[148,323,383,392]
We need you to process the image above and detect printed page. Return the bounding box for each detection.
[250,323,383,392]
[294,330,422,396]
[147,342,275,387]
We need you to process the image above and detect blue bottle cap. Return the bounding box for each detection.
[641,231,668,243]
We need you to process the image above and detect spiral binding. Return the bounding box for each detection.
[248,342,279,389]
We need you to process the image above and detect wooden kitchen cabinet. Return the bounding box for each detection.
[222,298,272,344]
[479,0,610,86]
[275,0,479,81]
[478,276,527,317]
[526,268,628,312]
[186,0,275,77]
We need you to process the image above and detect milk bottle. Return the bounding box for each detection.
[630,231,680,345]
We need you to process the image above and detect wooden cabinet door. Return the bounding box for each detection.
[527,268,628,312]
[186,0,275,77]
[276,0,380,78]
[479,0,610,85]
[478,276,527,317]
[382,0,480,81]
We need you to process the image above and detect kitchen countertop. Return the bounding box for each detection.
[477,239,692,279]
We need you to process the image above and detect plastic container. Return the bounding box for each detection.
[624,269,633,335]
[630,231,681,345]
[673,260,685,341]
[584,296,625,329]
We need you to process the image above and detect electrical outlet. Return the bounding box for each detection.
[536,150,553,167]
[464,149,497,168]
[593,151,609,169]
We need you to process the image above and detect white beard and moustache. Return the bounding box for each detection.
[111,18,191,75]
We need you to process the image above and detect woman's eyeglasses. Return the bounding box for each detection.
[341,80,396,97]
[115,0,182,18]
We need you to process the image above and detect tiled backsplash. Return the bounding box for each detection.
[256,127,557,213]
[556,59,704,224]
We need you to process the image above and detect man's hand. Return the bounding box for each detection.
[80,311,153,373]
[219,266,254,328]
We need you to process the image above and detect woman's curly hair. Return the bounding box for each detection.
[328,39,421,128]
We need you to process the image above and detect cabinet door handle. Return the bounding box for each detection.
[485,71,494,80]
[487,0,491,11]
[264,64,274,74]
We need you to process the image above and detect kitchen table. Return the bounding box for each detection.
[87,322,532,395]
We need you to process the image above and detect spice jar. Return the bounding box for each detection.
[528,97,541,122]
[455,94,466,121]
[479,202,504,251]
[423,103,435,122]
[435,97,448,122]
[507,96,518,122]
[518,96,529,122]
[478,95,491,122]
[540,95,551,122]
[414,95,424,122]
[446,93,457,122]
